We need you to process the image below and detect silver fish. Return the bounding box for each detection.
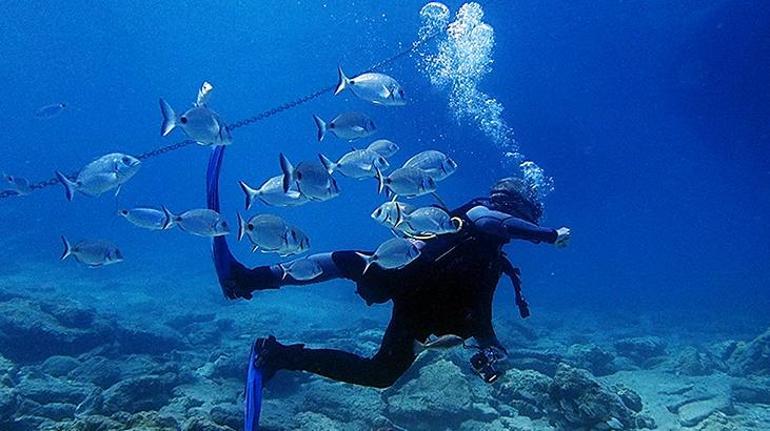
[169,208,230,237]
[313,112,376,142]
[402,150,458,182]
[160,82,232,146]
[55,153,141,201]
[237,213,287,250]
[60,236,123,268]
[335,67,406,106]
[118,207,173,231]
[356,237,421,274]
[239,175,308,210]
[279,153,340,202]
[366,139,400,158]
[413,334,465,353]
[319,149,388,179]
[396,207,460,237]
[35,102,67,119]
[375,166,436,198]
[280,258,323,281]
[277,226,311,257]
[371,201,417,229]
[2,174,33,196]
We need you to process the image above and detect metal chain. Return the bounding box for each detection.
[0,29,442,200]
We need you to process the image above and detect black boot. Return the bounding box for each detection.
[220,263,281,300]
[254,336,305,385]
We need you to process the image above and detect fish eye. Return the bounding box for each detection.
[121,156,132,165]
[247,223,254,230]
[180,116,188,124]
[399,89,404,96]
[296,172,302,180]
[120,209,128,215]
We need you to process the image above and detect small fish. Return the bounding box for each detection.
[239,175,308,210]
[278,225,311,257]
[313,112,376,142]
[55,153,141,201]
[375,166,436,198]
[60,236,123,268]
[160,82,232,146]
[356,237,422,274]
[371,201,417,229]
[413,334,465,354]
[279,153,340,202]
[396,207,460,237]
[118,207,173,230]
[280,258,323,281]
[2,174,33,196]
[318,149,389,179]
[35,102,67,119]
[366,139,400,158]
[402,150,458,182]
[169,208,230,237]
[335,66,406,106]
[236,213,289,248]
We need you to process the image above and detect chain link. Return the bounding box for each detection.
[0,29,442,201]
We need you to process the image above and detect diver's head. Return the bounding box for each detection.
[489,177,543,224]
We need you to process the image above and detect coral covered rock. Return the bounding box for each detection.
[614,337,667,366]
[567,343,616,376]
[728,327,770,376]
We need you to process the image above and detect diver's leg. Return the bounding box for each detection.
[220,250,368,300]
[260,310,417,388]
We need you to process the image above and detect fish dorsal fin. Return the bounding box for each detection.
[196,81,214,107]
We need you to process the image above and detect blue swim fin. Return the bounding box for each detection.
[244,342,263,431]
[207,146,240,298]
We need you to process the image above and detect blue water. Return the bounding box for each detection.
[1,1,769,428]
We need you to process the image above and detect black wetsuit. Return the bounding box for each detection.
[207,147,558,388]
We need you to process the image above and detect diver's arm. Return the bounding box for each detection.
[466,205,559,244]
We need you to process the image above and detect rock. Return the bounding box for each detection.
[68,356,121,388]
[210,403,241,430]
[506,349,563,376]
[0,386,18,420]
[39,300,96,328]
[16,373,95,405]
[548,363,647,430]
[496,368,553,419]
[29,401,76,420]
[115,323,186,355]
[567,344,616,376]
[613,384,643,413]
[4,415,54,431]
[731,377,770,405]
[0,298,113,362]
[165,312,216,330]
[614,337,667,366]
[302,380,384,423]
[677,395,733,427]
[69,414,123,431]
[293,411,350,431]
[197,351,245,380]
[385,359,476,430]
[100,373,177,414]
[41,355,80,377]
[460,416,543,431]
[181,418,231,431]
[673,347,721,376]
[728,327,770,375]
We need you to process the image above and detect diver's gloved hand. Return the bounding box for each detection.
[470,347,507,384]
[219,262,281,300]
[554,227,571,248]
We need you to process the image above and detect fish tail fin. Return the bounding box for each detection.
[318,153,336,174]
[236,212,247,242]
[159,98,177,136]
[334,65,349,96]
[356,252,374,275]
[60,236,72,261]
[375,166,385,195]
[161,206,176,230]
[312,115,327,142]
[279,153,294,193]
[239,181,258,210]
[55,171,77,201]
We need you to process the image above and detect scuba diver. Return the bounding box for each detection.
[207,147,570,389]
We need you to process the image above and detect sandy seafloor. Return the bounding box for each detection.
[1,257,769,431]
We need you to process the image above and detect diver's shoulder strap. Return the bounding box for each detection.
[500,254,530,319]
